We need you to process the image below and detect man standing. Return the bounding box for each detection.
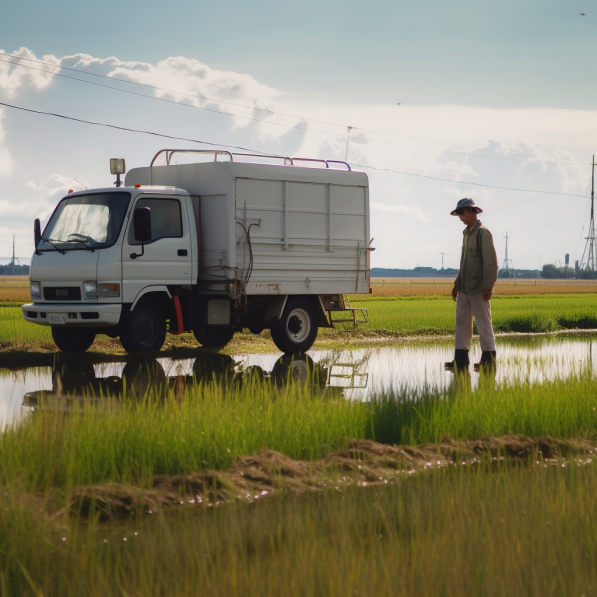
[446,198,498,370]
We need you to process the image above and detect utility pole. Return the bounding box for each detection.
[344,126,354,162]
[439,252,447,270]
[502,232,513,273]
[10,234,15,275]
[578,155,596,279]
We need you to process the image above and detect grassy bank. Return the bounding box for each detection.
[3,371,597,493]
[3,458,597,596]
[2,294,597,353]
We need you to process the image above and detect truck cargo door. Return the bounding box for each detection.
[122,195,192,303]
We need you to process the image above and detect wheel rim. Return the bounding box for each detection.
[285,308,311,343]
[135,310,157,347]
[290,360,309,385]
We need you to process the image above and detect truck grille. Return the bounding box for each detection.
[43,287,82,300]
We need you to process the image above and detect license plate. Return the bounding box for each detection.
[49,314,66,325]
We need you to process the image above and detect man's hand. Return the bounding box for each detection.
[451,286,458,302]
[483,288,492,301]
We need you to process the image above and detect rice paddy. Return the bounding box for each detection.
[2,273,597,595]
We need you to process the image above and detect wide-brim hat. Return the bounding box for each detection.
[450,197,483,215]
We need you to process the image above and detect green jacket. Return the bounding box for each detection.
[454,221,498,295]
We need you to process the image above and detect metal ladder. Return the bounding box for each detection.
[328,295,369,330]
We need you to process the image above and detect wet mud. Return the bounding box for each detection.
[68,435,597,520]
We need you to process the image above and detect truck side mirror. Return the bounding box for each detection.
[34,218,41,248]
[130,207,152,259]
[133,207,152,242]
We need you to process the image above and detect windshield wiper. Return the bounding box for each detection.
[65,234,96,252]
[38,237,66,254]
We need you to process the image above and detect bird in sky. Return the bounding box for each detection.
[396,101,404,105]
[580,12,586,15]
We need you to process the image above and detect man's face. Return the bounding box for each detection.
[457,208,477,226]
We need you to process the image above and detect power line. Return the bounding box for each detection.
[0,53,587,167]
[0,101,274,154]
[352,163,588,199]
[0,99,590,202]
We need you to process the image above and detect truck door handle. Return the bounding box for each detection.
[178,249,188,256]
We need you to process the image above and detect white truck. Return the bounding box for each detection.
[22,150,372,354]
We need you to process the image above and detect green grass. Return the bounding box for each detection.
[2,294,597,353]
[351,293,597,334]
[0,306,52,349]
[3,460,597,596]
[2,370,597,493]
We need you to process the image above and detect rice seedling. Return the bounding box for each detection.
[2,458,597,596]
[370,276,597,297]
[2,366,597,494]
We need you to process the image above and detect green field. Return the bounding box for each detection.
[2,371,597,595]
[351,293,597,334]
[3,294,597,595]
[2,294,597,353]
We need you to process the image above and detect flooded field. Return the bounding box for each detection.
[2,333,596,429]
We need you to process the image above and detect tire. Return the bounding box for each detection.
[122,359,167,398]
[120,299,166,353]
[192,353,235,383]
[193,326,235,348]
[51,327,96,353]
[270,298,318,353]
[271,353,315,387]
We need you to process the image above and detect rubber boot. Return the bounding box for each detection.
[474,351,496,371]
[445,349,470,370]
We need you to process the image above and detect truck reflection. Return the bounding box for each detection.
[22,353,369,411]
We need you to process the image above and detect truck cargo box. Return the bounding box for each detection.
[126,154,371,296]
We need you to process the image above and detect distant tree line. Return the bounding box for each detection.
[374,265,597,280]
[540,264,596,280]
[371,267,458,278]
[0,263,29,275]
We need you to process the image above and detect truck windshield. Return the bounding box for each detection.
[39,192,131,251]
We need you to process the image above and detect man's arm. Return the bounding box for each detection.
[481,229,498,300]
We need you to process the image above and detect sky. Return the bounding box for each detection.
[1,0,596,271]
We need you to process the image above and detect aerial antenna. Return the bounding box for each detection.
[577,155,596,279]
[344,126,355,162]
[10,234,19,274]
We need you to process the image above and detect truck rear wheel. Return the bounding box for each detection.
[271,298,318,353]
[193,326,235,348]
[51,327,96,353]
[120,299,166,353]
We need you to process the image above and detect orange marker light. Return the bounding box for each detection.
[134,184,141,188]
[68,189,74,193]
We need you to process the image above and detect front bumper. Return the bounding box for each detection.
[22,303,122,327]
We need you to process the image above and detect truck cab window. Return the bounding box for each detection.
[129,198,183,245]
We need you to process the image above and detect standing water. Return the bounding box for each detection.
[1,334,596,429]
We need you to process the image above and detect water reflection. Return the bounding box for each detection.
[1,335,596,429]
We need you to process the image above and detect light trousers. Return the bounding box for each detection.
[455,291,496,352]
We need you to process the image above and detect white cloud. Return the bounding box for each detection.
[371,201,426,220]
[0,108,14,177]
[1,47,597,268]
[0,47,59,97]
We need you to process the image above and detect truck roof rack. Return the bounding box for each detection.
[149,149,351,184]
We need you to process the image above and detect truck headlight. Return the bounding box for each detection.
[83,281,97,299]
[30,281,41,299]
[98,283,120,298]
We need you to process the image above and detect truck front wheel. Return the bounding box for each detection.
[51,327,96,353]
[193,326,235,348]
[270,298,318,353]
[120,299,166,353]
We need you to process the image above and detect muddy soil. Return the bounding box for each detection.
[66,435,597,520]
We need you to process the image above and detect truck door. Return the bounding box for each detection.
[122,195,192,303]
